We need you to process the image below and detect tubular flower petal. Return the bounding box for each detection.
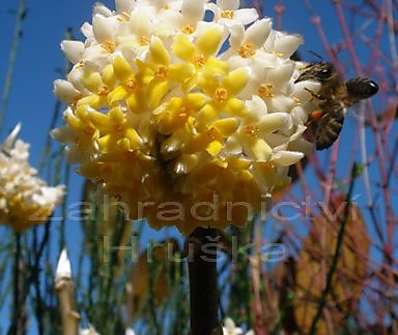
[54,79,81,104]
[61,40,85,64]
[53,0,319,234]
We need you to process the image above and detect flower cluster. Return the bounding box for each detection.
[223,317,253,335]
[0,125,64,231]
[52,0,319,234]
[80,327,135,335]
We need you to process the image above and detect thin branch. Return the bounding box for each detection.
[308,163,359,335]
[386,0,398,92]
[0,0,26,132]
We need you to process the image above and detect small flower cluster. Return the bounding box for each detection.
[223,317,253,335]
[53,0,319,234]
[80,326,135,335]
[0,125,64,231]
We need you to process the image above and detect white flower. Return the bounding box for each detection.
[61,40,85,64]
[79,326,100,335]
[223,318,253,335]
[271,150,304,166]
[208,0,258,27]
[227,19,273,63]
[53,79,81,104]
[79,325,134,335]
[263,30,304,58]
[93,2,113,17]
[0,125,64,231]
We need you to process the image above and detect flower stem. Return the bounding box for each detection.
[187,227,222,335]
[55,273,80,335]
[8,232,27,335]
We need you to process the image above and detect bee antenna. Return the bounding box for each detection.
[307,50,324,61]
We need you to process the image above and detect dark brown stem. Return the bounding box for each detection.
[187,227,222,335]
[8,232,27,335]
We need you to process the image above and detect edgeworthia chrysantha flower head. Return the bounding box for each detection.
[223,317,253,335]
[0,124,64,231]
[79,327,134,335]
[52,0,319,234]
[79,326,99,335]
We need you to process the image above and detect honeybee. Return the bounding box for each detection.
[294,62,379,150]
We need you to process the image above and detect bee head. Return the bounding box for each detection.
[294,62,336,84]
[345,78,379,100]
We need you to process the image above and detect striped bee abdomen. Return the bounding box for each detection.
[314,101,345,150]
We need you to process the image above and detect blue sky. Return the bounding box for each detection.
[0,0,395,333]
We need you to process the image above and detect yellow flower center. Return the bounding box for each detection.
[179,105,190,117]
[98,86,110,96]
[102,40,116,53]
[238,42,256,58]
[193,54,206,67]
[126,79,138,91]
[83,126,96,136]
[214,88,229,103]
[244,125,259,137]
[155,66,169,80]
[182,24,195,34]
[258,84,274,98]
[139,36,150,46]
[221,10,234,19]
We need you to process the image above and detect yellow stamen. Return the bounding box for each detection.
[155,66,169,80]
[179,105,190,118]
[125,79,138,91]
[102,40,116,53]
[182,24,195,34]
[244,125,259,137]
[193,54,206,67]
[214,88,229,103]
[98,86,110,96]
[139,36,150,46]
[238,42,256,58]
[221,10,234,19]
[83,126,96,136]
[117,12,130,22]
[258,84,274,98]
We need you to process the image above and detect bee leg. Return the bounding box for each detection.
[304,88,324,101]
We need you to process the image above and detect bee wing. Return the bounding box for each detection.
[315,101,345,150]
